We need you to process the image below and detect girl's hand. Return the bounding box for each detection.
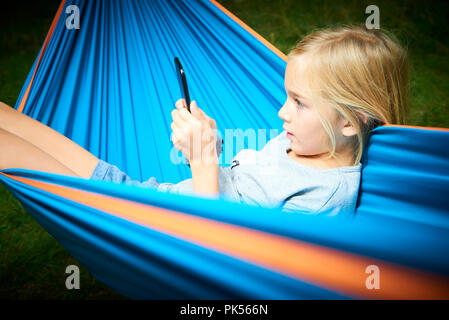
[171,99,218,165]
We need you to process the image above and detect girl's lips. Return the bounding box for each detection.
[283,127,294,138]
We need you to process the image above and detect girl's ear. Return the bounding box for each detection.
[341,119,358,137]
[340,112,367,137]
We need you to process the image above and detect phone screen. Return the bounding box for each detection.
[174,57,191,112]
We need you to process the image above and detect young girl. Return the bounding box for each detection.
[0,26,409,216]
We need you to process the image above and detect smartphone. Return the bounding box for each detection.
[174,57,191,112]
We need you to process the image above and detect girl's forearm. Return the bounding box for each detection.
[190,160,219,197]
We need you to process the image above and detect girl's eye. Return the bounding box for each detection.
[295,99,304,107]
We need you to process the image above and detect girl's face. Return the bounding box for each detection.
[278,56,350,159]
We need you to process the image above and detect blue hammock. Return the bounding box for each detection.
[1,0,449,299]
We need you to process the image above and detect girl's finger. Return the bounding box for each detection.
[171,128,181,144]
[179,108,197,122]
[175,99,187,110]
[173,108,190,122]
[172,109,185,125]
[171,122,184,139]
[170,121,177,131]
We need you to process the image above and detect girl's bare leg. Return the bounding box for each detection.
[0,128,78,177]
[0,102,98,179]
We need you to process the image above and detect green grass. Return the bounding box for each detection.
[1,0,448,299]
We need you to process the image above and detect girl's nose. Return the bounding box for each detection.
[278,103,291,122]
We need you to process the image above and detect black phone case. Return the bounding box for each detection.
[174,57,191,112]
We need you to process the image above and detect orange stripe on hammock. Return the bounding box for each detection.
[382,124,449,132]
[17,0,65,113]
[1,172,448,299]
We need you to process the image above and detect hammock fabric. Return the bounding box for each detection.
[1,0,449,299]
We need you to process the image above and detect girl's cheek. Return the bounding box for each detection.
[295,108,309,124]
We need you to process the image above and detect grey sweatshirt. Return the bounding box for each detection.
[157,131,362,216]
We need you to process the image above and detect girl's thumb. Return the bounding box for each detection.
[191,101,203,118]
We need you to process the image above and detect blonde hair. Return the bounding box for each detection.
[288,25,409,165]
